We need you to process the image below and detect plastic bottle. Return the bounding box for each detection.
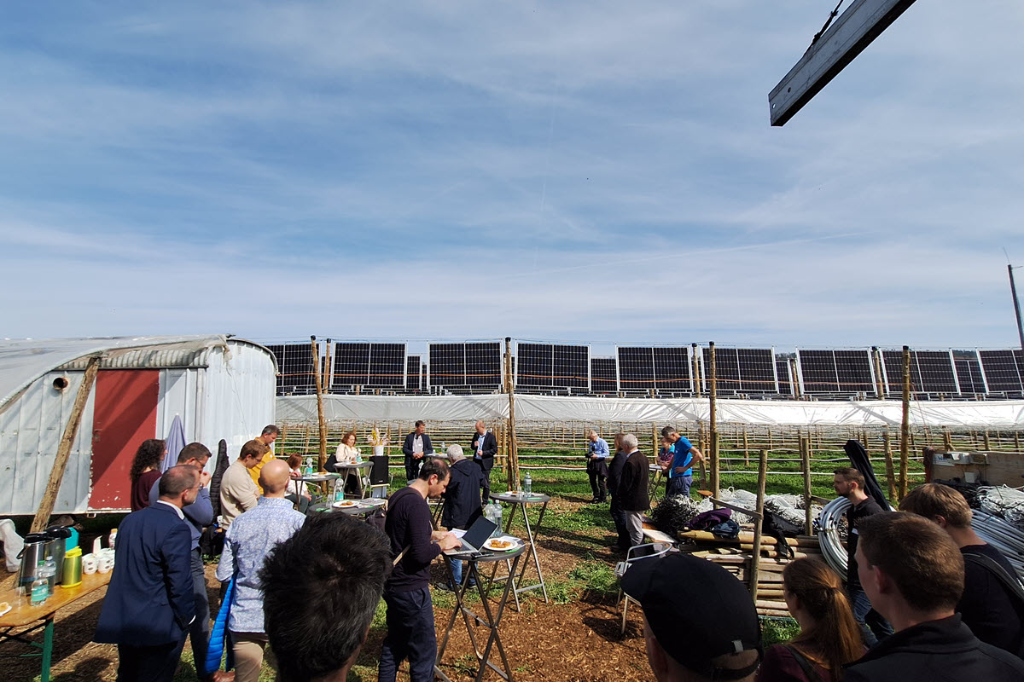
[108,528,118,550]
[524,472,532,495]
[304,457,313,476]
[39,558,57,595]
[493,501,503,537]
[333,477,344,503]
[30,564,49,605]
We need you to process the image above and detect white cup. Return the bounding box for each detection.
[98,556,113,574]
[82,554,97,575]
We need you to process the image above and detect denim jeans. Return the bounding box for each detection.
[850,586,893,647]
[378,587,436,682]
[666,474,692,498]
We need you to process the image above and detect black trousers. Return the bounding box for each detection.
[188,548,211,675]
[475,458,492,502]
[587,459,608,502]
[117,637,187,682]
[378,587,436,682]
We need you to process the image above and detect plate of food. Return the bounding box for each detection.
[333,500,360,509]
[483,536,521,552]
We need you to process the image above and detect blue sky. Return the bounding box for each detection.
[3,1,1024,352]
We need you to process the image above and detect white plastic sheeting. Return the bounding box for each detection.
[277,394,1024,428]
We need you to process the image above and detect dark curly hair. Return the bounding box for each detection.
[129,439,166,482]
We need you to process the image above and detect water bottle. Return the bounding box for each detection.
[108,528,118,550]
[304,457,313,476]
[493,501,503,537]
[30,564,49,605]
[39,558,58,595]
[333,477,344,503]
[524,472,532,495]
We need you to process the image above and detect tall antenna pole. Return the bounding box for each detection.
[1009,264,1024,352]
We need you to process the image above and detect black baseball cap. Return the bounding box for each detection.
[621,552,762,680]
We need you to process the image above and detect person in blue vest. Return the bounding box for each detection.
[661,426,704,499]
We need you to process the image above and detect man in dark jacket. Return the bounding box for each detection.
[606,434,630,551]
[845,513,1024,681]
[834,466,892,646]
[441,444,485,588]
[616,434,649,548]
[95,466,200,682]
[470,420,498,501]
[147,443,214,679]
[402,420,434,482]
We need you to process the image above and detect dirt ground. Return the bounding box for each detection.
[2,506,652,682]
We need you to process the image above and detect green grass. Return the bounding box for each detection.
[761,617,801,645]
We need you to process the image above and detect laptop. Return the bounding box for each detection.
[446,516,498,557]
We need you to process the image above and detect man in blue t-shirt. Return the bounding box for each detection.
[661,426,704,499]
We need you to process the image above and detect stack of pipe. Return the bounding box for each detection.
[972,510,1024,579]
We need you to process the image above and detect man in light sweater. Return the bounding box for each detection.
[219,440,264,529]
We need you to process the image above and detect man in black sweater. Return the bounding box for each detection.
[441,444,485,588]
[845,513,1024,681]
[834,466,892,646]
[900,483,1024,658]
[616,434,650,548]
[378,459,461,682]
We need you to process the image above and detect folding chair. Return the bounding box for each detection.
[365,455,392,499]
[616,542,673,635]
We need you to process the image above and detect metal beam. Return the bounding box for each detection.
[769,0,918,126]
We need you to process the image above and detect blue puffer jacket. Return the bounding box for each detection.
[203,578,234,677]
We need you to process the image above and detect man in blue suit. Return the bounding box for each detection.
[95,465,200,682]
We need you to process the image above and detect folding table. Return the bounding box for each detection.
[488,491,550,610]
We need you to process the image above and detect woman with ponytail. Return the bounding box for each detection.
[757,558,865,682]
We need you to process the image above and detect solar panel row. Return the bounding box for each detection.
[264,343,1024,398]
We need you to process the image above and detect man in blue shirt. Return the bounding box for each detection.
[216,458,306,682]
[586,430,610,503]
[661,426,704,499]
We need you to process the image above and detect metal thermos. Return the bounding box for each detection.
[44,526,72,585]
[17,533,49,593]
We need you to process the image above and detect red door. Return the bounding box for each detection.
[89,370,160,510]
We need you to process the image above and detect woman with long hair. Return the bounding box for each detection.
[757,558,864,682]
[325,430,362,495]
[129,438,166,512]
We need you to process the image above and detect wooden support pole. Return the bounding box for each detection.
[984,430,991,451]
[790,357,801,398]
[505,338,520,490]
[800,435,813,536]
[882,430,897,502]
[311,336,328,471]
[692,343,701,395]
[323,337,333,391]
[943,429,953,452]
[743,429,750,467]
[652,423,659,461]
[709,342,719,498]
[749,448,769,603]
[32,355,101,533]
[899,345,911,499]
[872,346,885,398]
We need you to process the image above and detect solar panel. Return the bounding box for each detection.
[406,355,421,391]
[266,343,317,395]
[881,350,959,396]
[702,347,776,394]
[617,347,655,391]
[553,345,589,390]
[798,349,875,395]
[591,358,618,393]
[654,347,692,391]
[978,350,1024,395]
[953,352,984,395]
[427,342,502,392]
[516,343,588,391]
[330,342,405,390]
[465,342,502,389]
[429,343,465,390]
[516,343,552,389]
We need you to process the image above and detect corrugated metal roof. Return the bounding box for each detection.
[57,344,213,370]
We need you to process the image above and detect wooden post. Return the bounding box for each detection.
[311,336,328,471]
[789,357,801,398]
[652,423,659,460]
[692,343,701,395]
[872,346,885,398]
[1015,431,1021,453]
[504,338,520,490]
[749,448,769,602]
[800,436,813,535]
[899,346,911,499]
[882,430,898,502]
[984,430,991,451]
[32,355,101,533]
[943,429,953,452]
[709,342,719,498]
[743,429,750,467]
[323,338,333,391]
